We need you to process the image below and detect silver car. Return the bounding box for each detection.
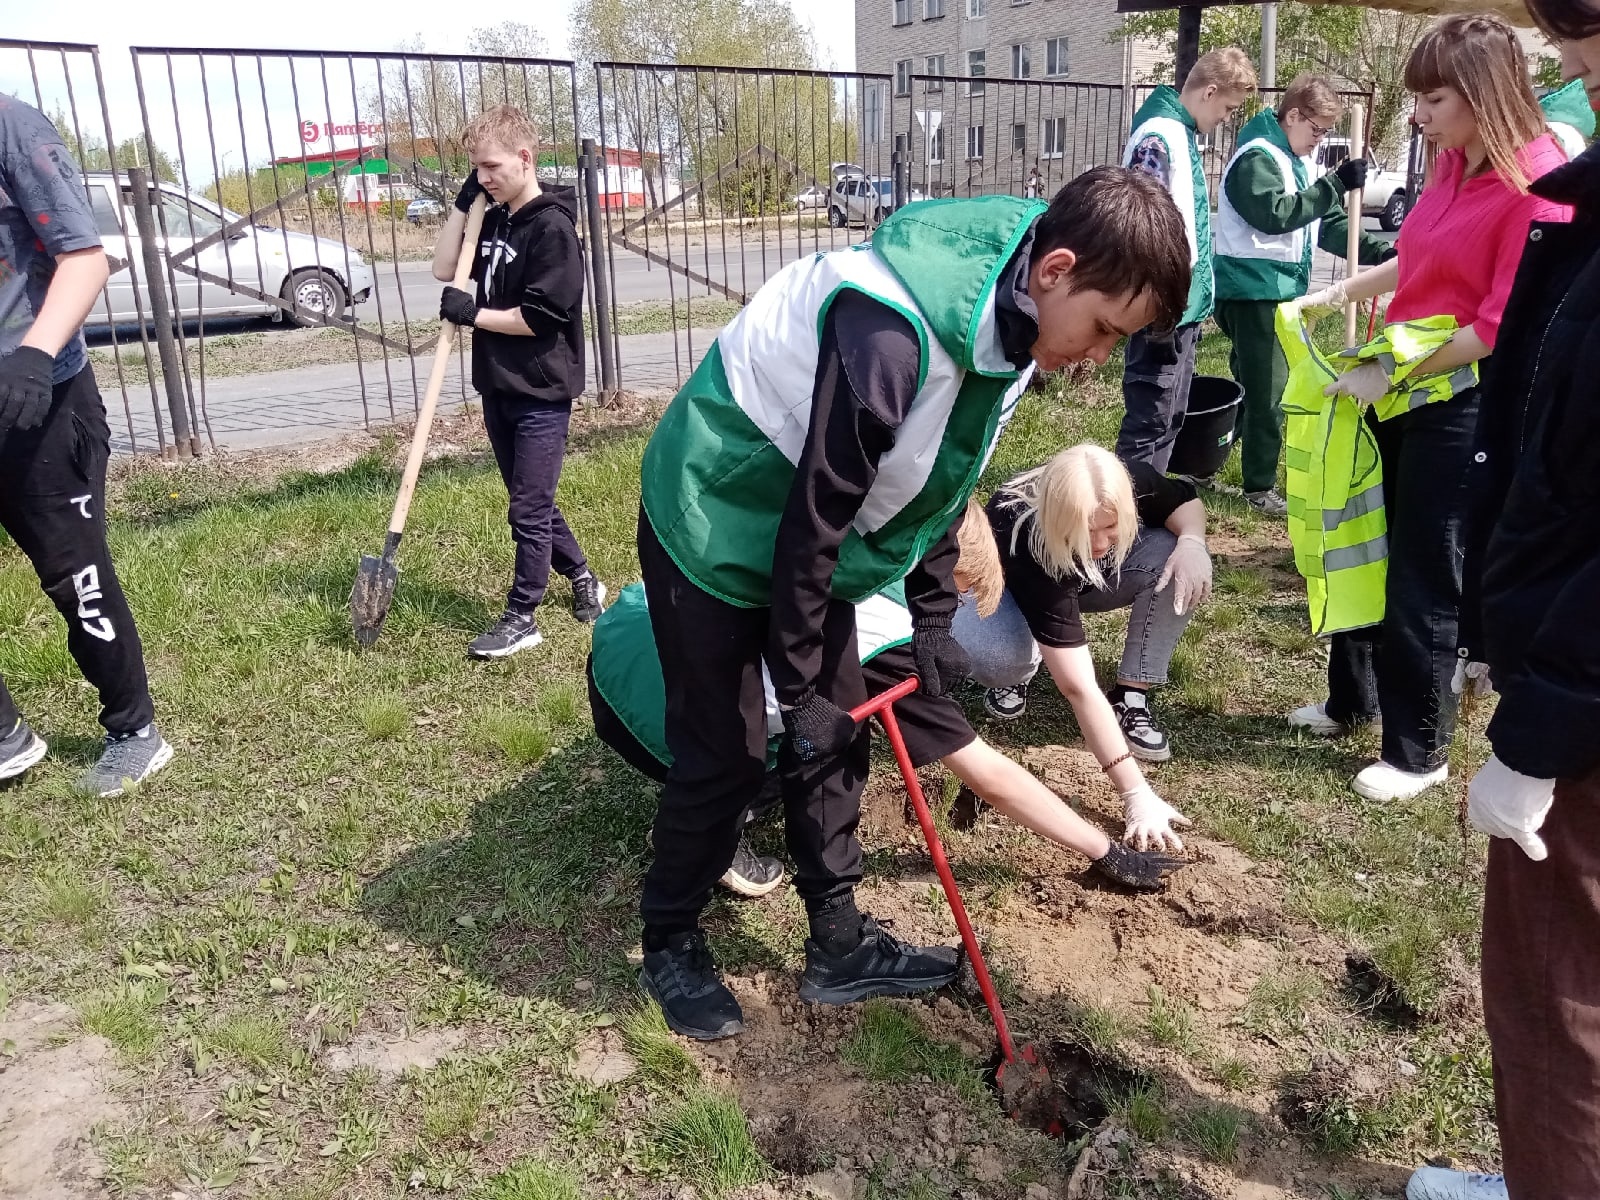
[81,173,375,326]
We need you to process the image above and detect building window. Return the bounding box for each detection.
[896,59,913,96]
[966,124,985,160]
[1010,43,1031,78]
[967,49,986,96]
[894,0,912,25]
[1042,116,1066,158]
[929,124,946,163]
[924,0,945,16]
[1046,36,1069,77]
[864,83,883,142]
[1012,122,1027,152]
[894,132,910,155]
[925,54,945,91]
[968,0,986,16]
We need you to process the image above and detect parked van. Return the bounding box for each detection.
[81,172,375,326]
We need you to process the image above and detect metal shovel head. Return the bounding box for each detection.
[996,1043,1064,1137]
[350,552,398,648]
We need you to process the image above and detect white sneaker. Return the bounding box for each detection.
[1406,1166,1508,1200]
[1287,701,1349,737]
[1352,760,1448,802]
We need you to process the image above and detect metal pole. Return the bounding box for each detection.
[1261,3,1278,89]
[1175,6,1202,90]
[126,166,195,458]
[891,147,905,210]
[581,138,619,401]
[1344,102,1367,348]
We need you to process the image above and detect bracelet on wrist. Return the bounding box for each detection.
[1100,749,1133,772]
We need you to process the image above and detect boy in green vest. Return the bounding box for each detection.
[1213,73,1396,515]
[634,168,1191,1040]
[1119,47,1258,474]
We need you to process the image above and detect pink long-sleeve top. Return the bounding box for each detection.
[1387,133,1573,349]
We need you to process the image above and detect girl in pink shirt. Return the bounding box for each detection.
[1286,14,1572,802]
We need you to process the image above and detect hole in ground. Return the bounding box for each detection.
[986,1038,1146,1140]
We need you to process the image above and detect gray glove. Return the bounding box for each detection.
[1090,842,1186,891]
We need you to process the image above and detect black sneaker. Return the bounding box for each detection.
[1111,689,1171,763]
[984,684,1028,721]
[570,572,607,624]
[0,718,47,781]
[799,916,959,1005]
[719,836,784,898]
[639,930,745,1041]
[468,611,542,660]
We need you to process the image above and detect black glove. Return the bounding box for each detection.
[0,346,54,445]
[1334,157,1369,193]
[1089,842,1187,892]
[454,172,486,213]
[440,286,479,328]
[782,693,858,763]
[911,617,970,699]
[1379,243,1400,263]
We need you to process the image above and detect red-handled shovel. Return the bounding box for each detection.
[849,676,1063,1134]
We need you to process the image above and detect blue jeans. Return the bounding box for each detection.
[481,395,588,613]
[954,527,1193,688]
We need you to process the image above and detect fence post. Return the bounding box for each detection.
[891,149,905,211]
[126,167,195,458]
[580,138,619,401]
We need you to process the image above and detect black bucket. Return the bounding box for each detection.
[1168,375,1244,478]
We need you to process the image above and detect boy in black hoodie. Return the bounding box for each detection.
[434,105,604,658]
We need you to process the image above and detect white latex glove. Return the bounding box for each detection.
[1299,279,1350,322]
[1450,657,1494,698]
[1323,360,1390,407]
[1155,533,1212,616]
[1467,754,1555,862]
[1121,783,1192,853]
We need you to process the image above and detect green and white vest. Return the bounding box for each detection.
[1123,86,1213,325]
[1542,79,1595,160]
[1214,110,1319,301]
[589,581,914,770]
[641,196,1043,609]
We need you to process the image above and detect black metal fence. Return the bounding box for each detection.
[2,42,1390,452]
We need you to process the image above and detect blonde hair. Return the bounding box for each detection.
[953,497,1004,618]
[1185,47,1258,96]
[1403,13,1547,192]
[464,104,539,156]
[1001,444,1137,590]
[1278,73,1341,124]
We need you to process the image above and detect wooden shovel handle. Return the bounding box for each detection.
[385,193,488,538]
[1344,103,1366,348]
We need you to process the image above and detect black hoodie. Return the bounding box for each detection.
[469,183,585,402]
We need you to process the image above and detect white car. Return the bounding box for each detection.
[826,176,926,227]
[82,172,375,325]
[1316,139,1413,231]
[794,184,828,211]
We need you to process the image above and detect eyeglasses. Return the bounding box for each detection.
[1301,114,1333,140]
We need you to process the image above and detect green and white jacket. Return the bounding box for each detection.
[640,196,1042,609]
[590,581,913,769]
[1123,86,1212,325]
[1215,109,1390,303]
[1542,79,1595,161]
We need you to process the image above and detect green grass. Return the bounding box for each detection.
[1109,1080,1170,1143]
[841,1000,988,1106]
[475,1158,584,1200]
[1145,987,1202,1057]
[620,1003,700,1090]
[1181,1103,1247,1164]
[644,1091,768,1197]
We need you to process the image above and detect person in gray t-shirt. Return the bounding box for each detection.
[0,94,173,796]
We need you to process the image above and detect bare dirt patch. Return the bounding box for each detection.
[0,1003,124,1200]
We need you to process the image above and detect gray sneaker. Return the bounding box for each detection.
[1245,489,1289,516]
[77,723,173,797]
[0,718,47,781]
[468,611,542,660]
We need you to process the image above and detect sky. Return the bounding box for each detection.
[3,0,857,186]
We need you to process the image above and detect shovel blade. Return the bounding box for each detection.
[350,552,398,648]
[997,1044,1065,1137]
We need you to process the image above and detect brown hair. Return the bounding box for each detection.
[1033,166,1191,333]
[464,104,539,155]
[1403,13,1548,191]
[953,497,1004,618]
[1277,73,1342,124]
[1524,0,1600,41]
[1185,47,1258,95]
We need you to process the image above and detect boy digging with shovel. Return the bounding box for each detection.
[432,106,605,659]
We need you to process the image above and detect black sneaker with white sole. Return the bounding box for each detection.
[571,572,607,624]
[0,718,47,781]
[720,836,784,898]
[468,611,542,660]
[76,723,173,797]
[1111,689,1171,763]
[984,683,1028,721]
[639,929,745,1040]
[799,916,959,1005]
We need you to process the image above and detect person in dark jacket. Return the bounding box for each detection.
[1406,5,1600,1197]
[433,105,604,659]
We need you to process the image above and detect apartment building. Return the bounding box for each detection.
[854,0,1162,197]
